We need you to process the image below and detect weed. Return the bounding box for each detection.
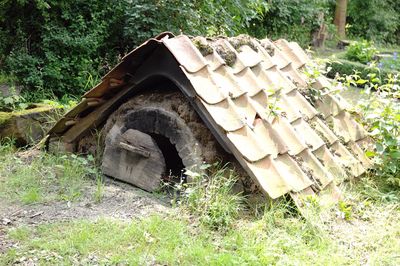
[0,93,28,112]
[337,200,353,221]
[94,173,104,204]
[180,163,244,230]
[0,137,16,154]
[352,73,400,188]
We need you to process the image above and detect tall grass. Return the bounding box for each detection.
[179,163,245,230]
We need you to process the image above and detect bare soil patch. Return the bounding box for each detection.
[0,177,171,254]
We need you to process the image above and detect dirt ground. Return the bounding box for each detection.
[0,177,172,253]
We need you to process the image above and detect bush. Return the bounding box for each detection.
[5,52,44,91]
[348,73,400,188]
[0,0,268,98]
[327,59,393,84]
[345,40,378,64]
[347,0,400,44]
[124,0,268,44]
[0,1,127,97]
[250,0,335,47]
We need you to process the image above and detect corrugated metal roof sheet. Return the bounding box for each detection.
[48,32,373,199]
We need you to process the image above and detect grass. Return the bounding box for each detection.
[0,211,343,265]
[0,143,98,204]
[0,143,399,265]
[1,188,398,265]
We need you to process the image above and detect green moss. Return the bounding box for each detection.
[215,45,237,67]
[0,105,53,127]
[228,35,258,52]
[192,38,213,57]
[261,42,275,56]
[13,104,53,117]
[0,112,13,126]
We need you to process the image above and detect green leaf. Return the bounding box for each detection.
[369,128,380,136]
[3,97,14,105]
[365,150,376,157]
[356,79,368,85]
[389,151,400,159]
[376,143,384,153]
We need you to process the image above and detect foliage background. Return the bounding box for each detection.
[0,0,399,98]
[347,0,400,44]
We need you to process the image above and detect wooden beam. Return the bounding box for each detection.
[118,142,150,158]
[62,84,135,144]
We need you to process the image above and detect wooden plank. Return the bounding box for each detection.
[65,120,78,126]
[118,142,150,158]
[62,84,135,144]
[101,126,165,192]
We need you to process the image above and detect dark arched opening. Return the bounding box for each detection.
[149,133,185,180]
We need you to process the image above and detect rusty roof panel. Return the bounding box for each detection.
[231,95,257,122]
[201,98,243,131]
[84,37,163,98]
[236,45,262,68]
[281,67,308,88]
[252,65,296,95]
[49,32,374,200]
[212,67,246,98]
[356,137,375,152]
[227,126,271,162]
[274,154,313,191]
[271,118,307,155]
[310,116,339,145]
[347,141,372,168]
[271,94,302,122]
[253,120,286,157]
[312,76,332,90]
[268,44,291,69]
[252,42,276,69]
[274,39,307,69]
[288,41,310,67]
[181,67,227,104]
[204,51,225,70]
[234,67,265,96]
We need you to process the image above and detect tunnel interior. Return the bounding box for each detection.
[149,133,185,182]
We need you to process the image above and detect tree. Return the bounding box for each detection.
[334,0,348,38]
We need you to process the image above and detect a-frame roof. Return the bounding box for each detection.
[49,32,372,199]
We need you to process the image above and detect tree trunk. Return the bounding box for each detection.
[334,0,347,38]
